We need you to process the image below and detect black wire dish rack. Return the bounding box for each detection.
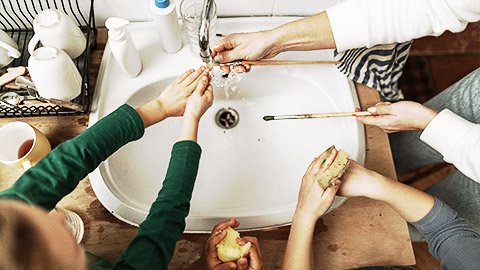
[0,0,97,117]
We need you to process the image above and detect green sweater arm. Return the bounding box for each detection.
[114,140,202,270]
[0,105,145,210]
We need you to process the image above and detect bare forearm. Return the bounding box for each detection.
[135,100,168,128]
[282,213,315,270]
[271,12,336,53]
[179,116,199,142]
[371,174,435,223]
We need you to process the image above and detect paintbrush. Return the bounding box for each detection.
[263,111,372,121]
[216,59,342,66]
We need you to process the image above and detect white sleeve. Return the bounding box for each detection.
[420,109,480,183]
[326,0,480,52]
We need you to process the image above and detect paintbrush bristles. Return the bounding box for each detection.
[263,116,275,121]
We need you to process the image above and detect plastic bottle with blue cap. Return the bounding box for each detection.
[105,17,142,78]
[150,0,183,53]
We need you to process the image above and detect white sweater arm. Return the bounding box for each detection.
[420,110,480,183]
[326,0,480,52]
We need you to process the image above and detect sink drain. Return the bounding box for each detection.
[215,108,239,129]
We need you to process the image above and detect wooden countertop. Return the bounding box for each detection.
[0,29,415,269]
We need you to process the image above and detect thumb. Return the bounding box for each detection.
[368,102,393,116]
[216,262,237,270]
[322,179,341,201]
[214,49,244,63]
[207,230,227,254]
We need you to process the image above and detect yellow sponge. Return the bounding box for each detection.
[317,149,350,189]
[216,227,251,262]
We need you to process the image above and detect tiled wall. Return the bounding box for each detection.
[94,0,340,26]
[0,0,340,29]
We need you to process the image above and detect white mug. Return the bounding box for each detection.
[0,121,51,171]
[28,46,82,101]
[0,29,21,68]
[28,9,86,59]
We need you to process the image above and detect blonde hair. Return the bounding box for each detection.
[0,201,53,270]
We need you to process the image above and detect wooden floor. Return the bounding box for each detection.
[396,21,480,270]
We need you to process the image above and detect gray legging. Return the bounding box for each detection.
[389,67,480,240]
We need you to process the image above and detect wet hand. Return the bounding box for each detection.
[156,66,209,117]
[356,101,439,133]
[184,73,214,121]
[212,31,280,74]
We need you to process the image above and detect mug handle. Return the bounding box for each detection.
[28,34,40,55]
[22,160,32,171]
[0,39,21,58]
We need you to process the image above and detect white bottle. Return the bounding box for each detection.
[150,0,183,53]
[105,17,142,78]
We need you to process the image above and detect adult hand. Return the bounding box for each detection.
[356,101,439,133]
[211,31,280,74]
[156,66,209,117]
[295,146,341,222]
[183,73,214,121]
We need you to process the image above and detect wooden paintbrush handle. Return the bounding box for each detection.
[310,111,372,118]
[241,60,342,66]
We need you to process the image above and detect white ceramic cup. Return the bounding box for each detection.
[28,9,86,59]
[28,46,82,101]
[0,29,21,68]
[0,121,51,171]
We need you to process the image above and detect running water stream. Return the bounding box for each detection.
[210,67,245,100]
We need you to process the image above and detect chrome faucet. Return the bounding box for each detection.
[198,0,215,64]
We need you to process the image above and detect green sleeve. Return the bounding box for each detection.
[114,140,201,270]
[0,104,145,210]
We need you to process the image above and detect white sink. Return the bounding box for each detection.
[89,17,365,232]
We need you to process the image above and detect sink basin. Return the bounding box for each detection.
[89,17,365,232]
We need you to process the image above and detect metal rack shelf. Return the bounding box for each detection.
[0,0,97,117]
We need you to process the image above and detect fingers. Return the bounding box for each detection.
[195,75,210,96]
[181,66,206,86]
[317,180,341,211]
[220,65,231,74]
[311,146,337,175]
[323,179,341,200]
[220,64,251,74]
[243,236,263,269]
[217,262,237,270]
[174,69,195,84]
[212,38,237,55]
[367,102,392,116]
[237,258,248,270]
[214,49,244,64]
[306,156,319,173]
[318,147,338,175]
[211,218,240,236]
[206,230,227,255]
[233,65,247,74]
[203,84,214,105]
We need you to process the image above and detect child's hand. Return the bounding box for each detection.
[356,101,439,133]
[184,74,214,121]
[196,218,263,270]
[156,66,209,117]
[295,147,341,222]
[337,160,387,201]
[237,236,263,270]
